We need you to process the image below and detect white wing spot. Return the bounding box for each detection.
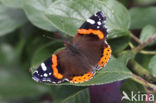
[97,26,100,28]
[64,78,69,81]
[41,63,47,71]
[44,73,48,77]
[97,21,102,25]
[87,19,95,24]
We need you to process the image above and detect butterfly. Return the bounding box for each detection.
[32,11,111,84]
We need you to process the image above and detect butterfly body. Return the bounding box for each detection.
[32,11,111,84]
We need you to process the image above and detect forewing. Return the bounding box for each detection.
[73,11,109,67]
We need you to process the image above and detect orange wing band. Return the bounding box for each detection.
[51,54,64,79]
[70,72,95,83]
[98,45,111,67]
[78,29,104,40]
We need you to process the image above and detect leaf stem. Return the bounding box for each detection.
[130,33,142,44]
[128,42,135,49]
[127,59,156,83]
[132,74,156,91]
[140,50,156,55]
[133,34,156,52]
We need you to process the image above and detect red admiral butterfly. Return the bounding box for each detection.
[32,11,111,84]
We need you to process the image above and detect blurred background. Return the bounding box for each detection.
[0,0,156,103]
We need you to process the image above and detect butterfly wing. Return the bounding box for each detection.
[73,11,111,69]
[32,57,62,83]
[79,11,108,38]
[32,11,111,84]
[32,49,96,84]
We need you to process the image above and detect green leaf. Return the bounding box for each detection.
[31,40,63,72]
[23,0,57,31]
[0,69,51,100]
[62,88,89,103]
[45,0,130,38]
[120,79,146,103]
[109,36,130,54]
[0,0,23,8]
[135,54,153,69]
[149,55,156,77]
[117,51,136,65]
[140,25,156,46]
[134,0,156,5]
[50,86,88,103]
[130,7,156,29]
[0,43,18,67]
[0,5,27,36]
[25,32,63,62]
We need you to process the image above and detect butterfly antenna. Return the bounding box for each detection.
[43,32,71,42]
[43,34,56,40]
[43,32,78,53]
[52,32,77,51]
[53,32,72,42]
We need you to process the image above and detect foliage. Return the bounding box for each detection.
[0,0,156,102]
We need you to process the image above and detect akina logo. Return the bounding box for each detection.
[121,91,155,102]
